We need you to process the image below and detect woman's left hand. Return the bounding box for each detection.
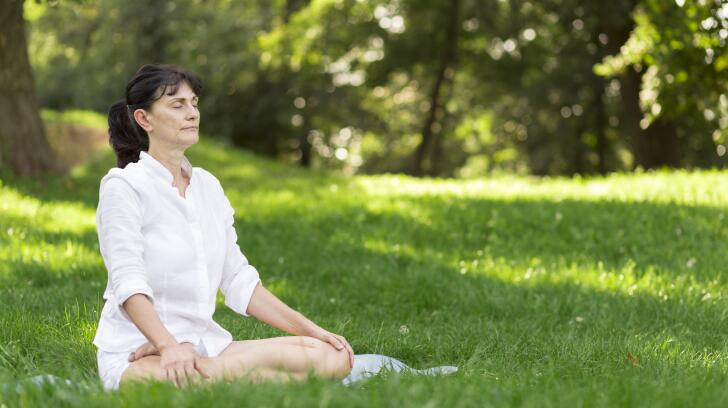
[128,341,160,362]
[312,329,354,368]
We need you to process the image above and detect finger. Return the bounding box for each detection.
[128,352,135,362]
[327,335,343,350]
[342,341,354,367]
[133,348,147,361]
[334,335,353,367]
[185,362,201,385]
[340,337,353,357]
[185,361,198,378]
[134,344,147,357]
[339,338,354,368]
[176,367,188,388]
[143,344,158,357]
[164,367,175,386]
[335,336,346,351]
[194,358,212,379]
[168,365,182,389]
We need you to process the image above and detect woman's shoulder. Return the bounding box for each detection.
[98,161,147,196]
[193,166,225,191]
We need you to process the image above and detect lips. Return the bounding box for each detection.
[182,126,198,130]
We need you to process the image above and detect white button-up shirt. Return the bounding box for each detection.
[92,151,261,356]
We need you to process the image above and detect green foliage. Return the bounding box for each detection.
[595,0,728,165]
[26,0,728,176]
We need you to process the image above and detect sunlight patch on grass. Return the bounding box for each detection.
[1,187,96,235]
[0,239,102,280]
[362,238,417,258]
[475,256,726,307]
[41,109,107,129]
[355,170,728,207]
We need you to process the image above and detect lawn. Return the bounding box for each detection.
[1,123,728,406]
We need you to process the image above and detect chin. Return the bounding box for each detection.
[182,133,200,146]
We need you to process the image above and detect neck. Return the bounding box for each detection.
[147,145,188,185]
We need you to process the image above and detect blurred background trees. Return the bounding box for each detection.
[6,0,726,176]
[0,0,58,176]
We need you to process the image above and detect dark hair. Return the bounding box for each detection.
[107,64,203,168]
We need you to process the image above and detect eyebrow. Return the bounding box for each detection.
[168,96,199,103]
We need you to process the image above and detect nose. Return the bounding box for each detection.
[186,105,199,121]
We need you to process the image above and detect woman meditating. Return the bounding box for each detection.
[94,64,354,390]
[94,64,456,391]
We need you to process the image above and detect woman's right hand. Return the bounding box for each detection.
[158,342,204,388]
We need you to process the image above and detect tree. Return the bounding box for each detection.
[410,0,462,176]
[0,0,59,176]
[596,0,728,169]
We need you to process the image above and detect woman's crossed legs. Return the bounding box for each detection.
[119,336,352,388]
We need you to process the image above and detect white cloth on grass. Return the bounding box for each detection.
[93,151,260,356]
[342,354,458,385]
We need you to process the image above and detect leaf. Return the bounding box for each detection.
[626,351,640,368]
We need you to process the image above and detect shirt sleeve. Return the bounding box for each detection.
[218,189,261,317]
[97,177,155,319]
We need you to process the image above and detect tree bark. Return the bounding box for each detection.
[299,112,312,167]
[607,11,679,170]
[594,79,608,174]
[619,66,679,169]
[284,0,314,168]
[0,0,59,176]
[636,117,679,168]
[410,0,461,177]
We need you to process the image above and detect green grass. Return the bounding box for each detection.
[1,134,728,406]
[40,109,108,128]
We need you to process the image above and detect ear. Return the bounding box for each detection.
[132,109,153,132]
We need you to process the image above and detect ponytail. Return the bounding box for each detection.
[107,99,149,168]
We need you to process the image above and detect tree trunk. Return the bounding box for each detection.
[619,66,679,169]
[299,112,312,167]
[429,67,460,177]
[0,0,59,176]
[284,0,314,168]
[635,117,679,168]
[606,10,679,170]
[594,79,608,174]
[619,65,644,167]
[410,0,461,177]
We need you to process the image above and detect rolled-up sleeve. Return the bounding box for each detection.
[97,177,154,318]
[218,191,261,316]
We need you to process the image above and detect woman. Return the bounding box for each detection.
[94,64,354,391]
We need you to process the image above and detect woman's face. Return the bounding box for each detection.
[140,81,200,150]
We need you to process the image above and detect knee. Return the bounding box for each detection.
[319,344,352,379]
[300,336,352,379]
[120,357,165,386]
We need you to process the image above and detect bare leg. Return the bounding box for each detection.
[120,336,351,387]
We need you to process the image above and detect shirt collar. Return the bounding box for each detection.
[139,150,194,185]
